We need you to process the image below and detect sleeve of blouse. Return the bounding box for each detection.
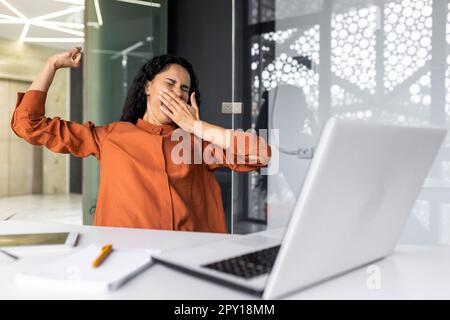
[203,130,272,172]
[10,90,114,160]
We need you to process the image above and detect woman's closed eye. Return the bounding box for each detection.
[165,78,189,92]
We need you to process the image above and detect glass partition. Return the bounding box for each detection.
[83,0,167,225]
[235,0,450,245]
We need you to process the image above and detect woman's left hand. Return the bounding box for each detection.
[158,89,200,133]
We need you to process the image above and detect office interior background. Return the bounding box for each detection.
[0,0,449,244]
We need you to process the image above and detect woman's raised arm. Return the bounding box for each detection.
[11,47,115,160]
[29,47,82,92]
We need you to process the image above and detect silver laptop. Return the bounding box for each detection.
[153,118,446,299]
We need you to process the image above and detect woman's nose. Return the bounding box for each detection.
[172,87,183,99]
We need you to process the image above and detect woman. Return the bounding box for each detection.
[11,47,271,233]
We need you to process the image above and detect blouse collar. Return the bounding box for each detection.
[136,118,178,135]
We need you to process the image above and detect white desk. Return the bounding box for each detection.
[1,221,450,299]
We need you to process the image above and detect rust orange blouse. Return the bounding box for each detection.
[11,90,270,233]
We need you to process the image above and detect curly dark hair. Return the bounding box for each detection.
[120,54,200,124]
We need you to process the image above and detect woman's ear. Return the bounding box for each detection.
[144,80,151,96]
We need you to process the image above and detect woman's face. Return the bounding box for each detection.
[145,63,191,125]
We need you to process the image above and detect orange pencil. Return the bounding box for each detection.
[92,244,113,268]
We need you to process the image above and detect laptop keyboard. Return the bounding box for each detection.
[202,245,281,279]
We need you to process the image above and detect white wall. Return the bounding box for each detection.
[0,38,69,196]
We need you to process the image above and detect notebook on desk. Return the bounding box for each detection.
[15,245,160,292]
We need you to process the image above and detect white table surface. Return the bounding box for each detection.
[1,221,450,300]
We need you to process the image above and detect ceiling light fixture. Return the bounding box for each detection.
[31,5,84,21]
[93,0,103,26]
[116,0,161,8]
[32,20,84,36]
[35,21,84,29]
[0,0,84,45]
[18,22,29,44]
[23,37,84,43]
[0,0,26,19]
[54,0,84,5]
